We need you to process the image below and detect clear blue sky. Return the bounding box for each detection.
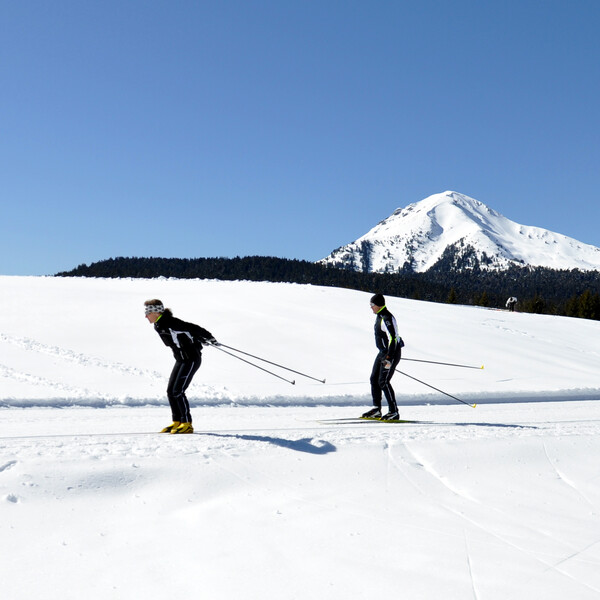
[2,0,599,275]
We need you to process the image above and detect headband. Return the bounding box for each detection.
[144,303,165,316]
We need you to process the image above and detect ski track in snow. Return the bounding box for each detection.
[464,530,480,600]
[0,333,163,380]
[542,441,596,510]
[543,541,600,596]
[403,441,480,503]
[384,436,600,597]
[1,416,596,449]
[512,541,600,600]
[0,363,97,398]
[399,439,589,557]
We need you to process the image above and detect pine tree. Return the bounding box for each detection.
[476,291,490,307]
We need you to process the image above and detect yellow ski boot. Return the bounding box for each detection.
[160,421,180,433]
[171,422,194,434]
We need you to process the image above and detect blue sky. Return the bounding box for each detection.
[2,0,599,276]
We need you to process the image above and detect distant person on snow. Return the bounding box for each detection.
[362,294,404,421]
[506,297,518,312]
[144,299,218,434]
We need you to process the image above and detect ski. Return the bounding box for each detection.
[314,417,418,425]
[360,417,417,424]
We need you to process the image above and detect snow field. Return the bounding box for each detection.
[2,403,600,599]
[1,276,599,406]
[1,276,600,598]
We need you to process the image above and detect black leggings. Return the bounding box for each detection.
[167,357,201,423]
[370,350,401,412]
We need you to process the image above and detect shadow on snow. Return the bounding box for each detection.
[202,432,336,455]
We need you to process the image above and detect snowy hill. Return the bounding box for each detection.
[1,276,599,406]
[2,276,600,600]
[321,191,600,273]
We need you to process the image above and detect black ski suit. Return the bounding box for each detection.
[370,306,403,412]
[153,310,215,423]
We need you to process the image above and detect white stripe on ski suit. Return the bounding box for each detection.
[168,328,195,349]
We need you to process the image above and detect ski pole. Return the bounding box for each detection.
[402,358,484,370]
[211,344,296,385]
[397,370,477,408]
[216,343,326,384]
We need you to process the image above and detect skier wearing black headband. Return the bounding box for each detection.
[362,294,403,421]
[144,299,218,434]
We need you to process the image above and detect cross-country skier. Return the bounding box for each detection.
[506,297,518,312]
[144,299,218,434]
[362,293,403,421]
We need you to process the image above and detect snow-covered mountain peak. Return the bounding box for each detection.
[321,191,600,273]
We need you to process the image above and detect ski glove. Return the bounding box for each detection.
[206,337,220,346]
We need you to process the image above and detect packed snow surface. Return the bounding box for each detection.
[321,191,600,272]
[1,276,600,599]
